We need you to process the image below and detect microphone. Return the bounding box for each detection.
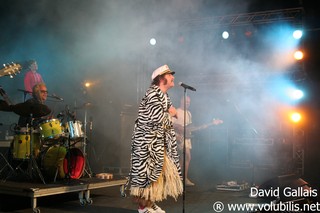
[179,82,196,91]
[51,93,64,101]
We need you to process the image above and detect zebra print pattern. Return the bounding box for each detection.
[129,85,181,188]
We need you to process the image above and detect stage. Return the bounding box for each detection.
[0,177,126,213]
[0,178,255,213]
[0,175,319,213]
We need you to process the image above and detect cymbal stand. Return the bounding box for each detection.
[0,152,15,182]
[27,118,46,184]
[83,108,92,177]
[65,132,72,181]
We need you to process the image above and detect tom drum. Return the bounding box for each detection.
[64,120,84,140]
[12,132,40,160]
[39,119,63,141]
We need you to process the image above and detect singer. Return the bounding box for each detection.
[128,64,183,213]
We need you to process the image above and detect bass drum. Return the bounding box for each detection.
[41,146,85,179]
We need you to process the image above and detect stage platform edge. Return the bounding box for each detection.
[0,177,127,213]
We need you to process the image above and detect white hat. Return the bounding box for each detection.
[151,64,175,80]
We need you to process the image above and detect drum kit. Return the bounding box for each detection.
[2,101,93,184]
[0,63,92,183]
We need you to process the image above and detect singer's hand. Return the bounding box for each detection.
[168,106,177,118]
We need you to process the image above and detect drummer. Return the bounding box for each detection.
[17,82,51,129]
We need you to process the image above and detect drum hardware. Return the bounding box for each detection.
[70,102,93,178]
[0,141,15,181]
[25,121,46,184]
[0,152,15,181]
[82,104,93,178]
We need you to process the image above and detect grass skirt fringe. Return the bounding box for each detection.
[130,154,183,202]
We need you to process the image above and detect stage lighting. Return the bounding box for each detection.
[293,30,303,39]
[293,50,304,60]
[84,82,91,88]
[149,38,156,45]
[222,31,229,39]
[291,89,304,100]
[291,112,301,123]
[286,87,304,102]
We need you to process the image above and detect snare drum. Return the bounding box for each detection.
[12,132,40,160]
[39,119,63,141]
[41,145,85,179]
[64,120,84,140]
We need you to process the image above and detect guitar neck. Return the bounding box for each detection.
[189,124,210,132]
[175,119,223,140]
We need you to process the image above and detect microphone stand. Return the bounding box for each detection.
[182,88,187,213]
[179,83,196,213]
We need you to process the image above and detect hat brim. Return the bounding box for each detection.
[161,70,175,76]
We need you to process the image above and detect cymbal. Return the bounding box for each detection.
[74,102,95,110]
[0,100,12,112]
[12,102,51,118]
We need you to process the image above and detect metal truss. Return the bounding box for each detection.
[179,7,304,31]
[293,149,304,176]
[292,128,305,176]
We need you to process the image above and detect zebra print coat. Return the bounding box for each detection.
[129,85,182,188]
